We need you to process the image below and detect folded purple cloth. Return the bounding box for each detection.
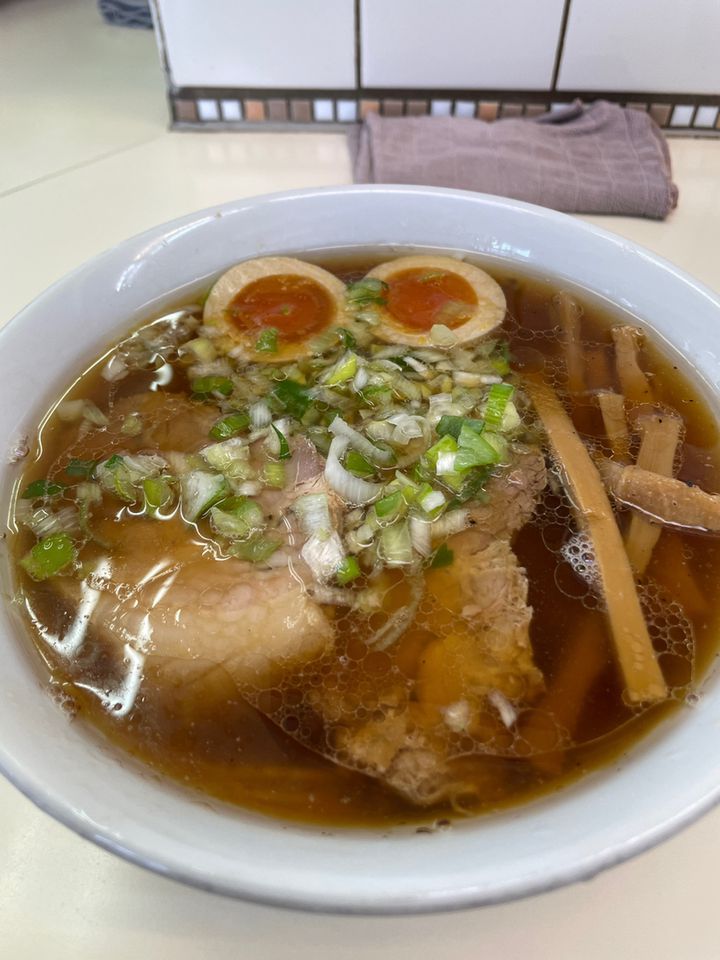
[350,101,678,219]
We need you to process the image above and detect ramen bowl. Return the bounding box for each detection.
[1,185,719,913]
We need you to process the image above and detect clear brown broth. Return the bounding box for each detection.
[12,254,720,828]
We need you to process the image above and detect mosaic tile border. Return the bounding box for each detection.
[171,88,720,135]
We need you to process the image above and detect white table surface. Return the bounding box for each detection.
[2,2,720,956]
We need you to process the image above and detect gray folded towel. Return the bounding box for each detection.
[350,100,678,219]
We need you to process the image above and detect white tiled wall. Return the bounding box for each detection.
[360,0,566,89]
[155,0,355,89]
[154,0,720,129]
[557,0,720,94]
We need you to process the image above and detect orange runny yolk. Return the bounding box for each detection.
[227,274,334,342]
[385,269,477,331]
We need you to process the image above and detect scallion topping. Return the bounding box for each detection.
[65,458,97,479]
[345,450,374,478]
[336,328,357,349]
[262,462,286,489]
[209,411,249,441]
[255,327,279,354]
[191,375,234,398]
[270,424,291,460]
[231,534,282,564]
[20,479,65,499]
[143,477,174,515]
[454,423,500,471]
[484,383,514,428]
[430,543,454,568]
[346,278,388,306]
[436,415,485,440]
[271,379,310,419]
[336,556,361,585]
[375,490,403,520]
[20,533,77,581]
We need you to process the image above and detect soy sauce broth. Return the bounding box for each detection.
[11,253,720,828]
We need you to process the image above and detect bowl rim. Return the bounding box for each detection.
[2,183,720,915]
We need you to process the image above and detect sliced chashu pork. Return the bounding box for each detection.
[53,517,333,688]
[50,395,336,688]
[314,446,548,805]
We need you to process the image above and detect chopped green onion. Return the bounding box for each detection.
[345,450,375,478]
[271,379,310,419]
[262,462,286,489]
[255,327,279,354]
[378,520,414,566]
[143,477,174,515]
[325,352,358,385]
[270,424,291,460]
[184,337,217,364]
[425,435,458,473]
[430,543,454,568]
[336,327,357,349]
[292,493,332,539]
[65,458,97,479]
[491,342,511,375]
[436,415,485,441]
[210,496,264,539]
[81,401,109,427]
[96,453,167,502]
[181,470,229,522]
[209,410,250,441]
[449,467,492,506]
[21,533,77,581]
[201,438,254,480]
[346,278,388,306]
[191,375,234,398]
[20,479,65,499]
[358,384,393,408]
[484,383,514,428]
[336,556,361,585]
[419,489,446,517]
[231,534,282,564]
[454,423,501,471]
[375,490,403,520]
[120,413,143,437]
[430,324,457,346]
[306,426,332,456]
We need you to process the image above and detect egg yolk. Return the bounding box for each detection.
[227,275,334,342]
[385,269,477,331]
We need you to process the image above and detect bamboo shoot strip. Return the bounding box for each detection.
[612,326,653,403]
[524,617,609,775]
[554,292,585,394]
[625,412,683,574]
[525,375,667,704]
[600,460,720,533]
[597,391,631,460]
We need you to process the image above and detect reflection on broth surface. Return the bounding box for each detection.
[10,252,720,827]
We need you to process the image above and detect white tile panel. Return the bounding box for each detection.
[156,0,356,89]
[694,105,719,128]
[313,99,334,122]
[361,0,565,89]
[336,99,358,122]
[196,99,219,122]
[558,0,720,94]
[219,99,242,122]
[670,104,695,127]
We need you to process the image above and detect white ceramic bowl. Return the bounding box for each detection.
[1,186,720,914]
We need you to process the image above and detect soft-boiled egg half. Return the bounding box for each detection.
[203,257,348,362]
[363,255,507,347]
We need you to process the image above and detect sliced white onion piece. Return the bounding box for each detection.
[249,400,272,429]
[325,437,382,505]
[301,531,345,582]
[328,416,395,466]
